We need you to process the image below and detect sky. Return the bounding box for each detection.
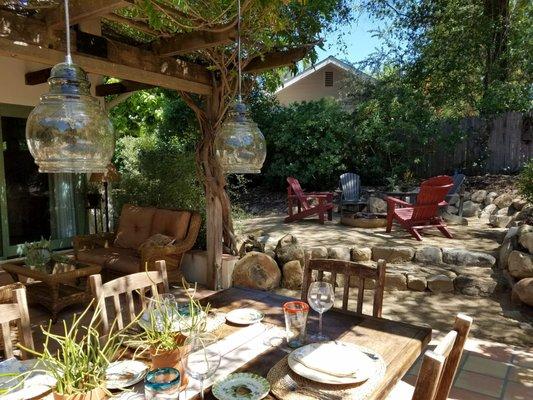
[315,12,387,67]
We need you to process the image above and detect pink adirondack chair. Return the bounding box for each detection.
[285,177,334,224]
[386,175,454,241]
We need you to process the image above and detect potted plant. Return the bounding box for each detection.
[23,304,126,400]
[20,238,72,274]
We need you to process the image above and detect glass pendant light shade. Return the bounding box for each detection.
[215,101,266,174]
[25,62,115,173]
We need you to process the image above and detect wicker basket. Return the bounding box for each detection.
[0,282,24,355]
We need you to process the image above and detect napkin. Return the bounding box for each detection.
[293,341,371,377]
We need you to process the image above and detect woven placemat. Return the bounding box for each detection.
[267,345,386,400]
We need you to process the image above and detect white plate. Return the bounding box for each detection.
[212,373,270,400]
[106,360,149,389]
[0,359,55,400]
[225,308,264,325]
[287,342,380,385]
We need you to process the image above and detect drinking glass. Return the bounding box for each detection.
[307,281,335,341]
[183,333,221,400]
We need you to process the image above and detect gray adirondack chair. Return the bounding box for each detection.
[339,173,365,214]
[445,173,466,216]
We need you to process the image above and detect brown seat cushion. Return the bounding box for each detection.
[104,247,141,275]
[114,204,156,250]
[151,209,191,241]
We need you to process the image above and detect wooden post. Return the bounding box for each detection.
[206,186,223,290]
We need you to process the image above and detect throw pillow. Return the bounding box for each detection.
[138,233,176,253]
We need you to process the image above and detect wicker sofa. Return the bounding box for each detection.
[74,204,201,280]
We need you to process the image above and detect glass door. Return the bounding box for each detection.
[0,103,87,258]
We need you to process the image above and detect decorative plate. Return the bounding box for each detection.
[106,360,149,389]
[225,308,264,325]
[212,373,270,400]
[0,358,55,400]
[287,341,381,385]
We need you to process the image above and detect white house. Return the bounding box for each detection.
[274,56,367,106]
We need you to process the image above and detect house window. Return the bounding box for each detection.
[324,71,334,87]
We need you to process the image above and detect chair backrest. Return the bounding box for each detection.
[0,287,34,359]
[340,173,361,202]
[302,258,386,317]
[287,177,310,209]
[412,176,453,221]
[448,174,465,196]
[89,260,170,335]
[411,314,473,400]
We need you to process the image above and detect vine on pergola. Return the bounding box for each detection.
[125,0,351,254]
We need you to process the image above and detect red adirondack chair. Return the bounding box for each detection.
[386,175,454,241]
[285,177,334,224]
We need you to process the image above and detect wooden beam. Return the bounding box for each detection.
[25,68,52,85]
[244,47,311,74]
[0,11,212,95]
[103,13,159,37]
[95,81,154,96]
[47,0,133,30]
[153,28,237,56]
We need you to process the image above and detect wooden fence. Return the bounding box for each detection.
[422,111,532,176]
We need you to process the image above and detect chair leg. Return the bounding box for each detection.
[438,225,453,239]
[409,227,423,241]
[386,213,394,233]
[319,211,325,224]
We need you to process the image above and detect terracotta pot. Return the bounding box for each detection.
[150,346,189,388]
[52,387,107,400]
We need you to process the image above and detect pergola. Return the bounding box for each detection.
[0,0,310,288]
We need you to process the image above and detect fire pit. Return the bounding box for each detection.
[341,212,388,228]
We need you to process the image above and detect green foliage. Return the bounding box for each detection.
[518,160,533,204]
[250,94,351,190]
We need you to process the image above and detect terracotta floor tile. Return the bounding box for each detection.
[502,381,533,400]
[463,354,510,378]
[448,387,498,400]
[508,365,533,386]
[454,370,504,398]
[512,352,533,369]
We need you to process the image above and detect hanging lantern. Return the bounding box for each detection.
[25,0,114,173]
[214,0,266,174]
[215,101,266,174]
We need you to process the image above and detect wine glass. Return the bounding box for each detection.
[183,333,221,400]
[307,281,335,342]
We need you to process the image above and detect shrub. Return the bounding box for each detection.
[518,160,533,204]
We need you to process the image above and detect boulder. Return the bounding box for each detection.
[407,275,427,291]
[441,212,468,226]
[484,192,498,206]
[499,235,517,270]
[385,273,408,291]
[463,192,472,201]
[233,252,281,290]
[368,196,387,214]
[351,247,372,262]
[519,232,533,253]
[512,197,527,211]
[442,248,496,267]
[414,246,443,264]
[448,194,460,206]
[454,274,498,297]
[265,248,276,259]
[461,201,480,218]
[427,274,454,293]
[307,246,328,260]
[497,207,511,216]
[372,246,415,263]
[446,205,459,215]
[327,246,351,261]
[471,190,487,203]
[508,251,533,279]
[489,214,512,228]
[493,193,514,209]
[515,205,533,222]
[513,278,533,306]
[275,234,304,266]
[282,260,303,290]
[480,204,498,218]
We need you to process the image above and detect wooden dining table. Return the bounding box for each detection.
[194,286,432,400]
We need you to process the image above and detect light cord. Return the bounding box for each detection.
[64,0,72,64]
[237,0,242,102]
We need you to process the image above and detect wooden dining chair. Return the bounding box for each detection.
[387,314,473,400]
[302,258,386,317]
[89,260,170,335]
[0,287,34,360]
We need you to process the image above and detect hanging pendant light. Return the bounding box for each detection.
[215,0,266,174]
[25,0,114,173]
